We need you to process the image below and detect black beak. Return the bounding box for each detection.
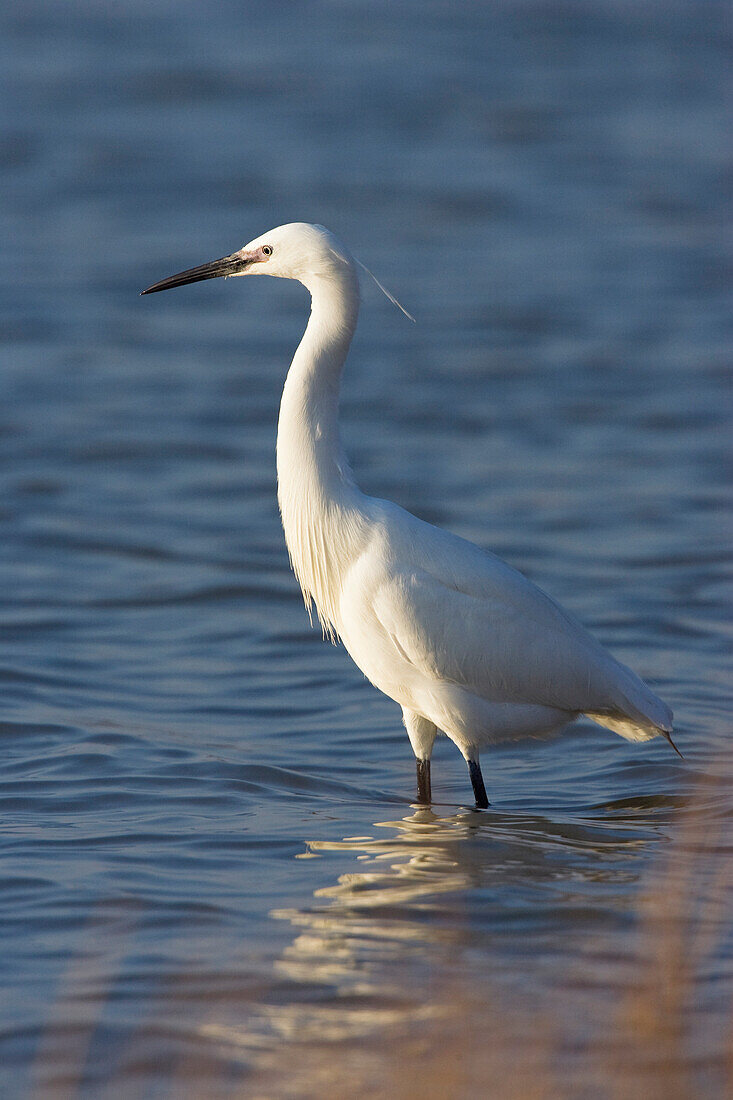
[140,251,255,295]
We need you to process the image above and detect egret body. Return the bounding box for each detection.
[142,223,676,807]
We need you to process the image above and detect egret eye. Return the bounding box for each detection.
[261,245,273,257]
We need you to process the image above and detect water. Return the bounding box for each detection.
[1,1,730,1096]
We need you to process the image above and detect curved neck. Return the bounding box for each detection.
[277,269,359,491]
[276,266,365,635]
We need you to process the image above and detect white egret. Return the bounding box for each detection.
[142,223,678,808]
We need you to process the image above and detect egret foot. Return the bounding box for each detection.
[468,759,489,809]
[416,758,432,804]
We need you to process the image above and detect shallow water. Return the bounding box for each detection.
[1,1,731,1096]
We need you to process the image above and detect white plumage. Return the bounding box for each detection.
[142,221,676,807]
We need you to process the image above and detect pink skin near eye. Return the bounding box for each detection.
[230,246,270,267]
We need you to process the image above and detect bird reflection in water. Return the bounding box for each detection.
[202,808,480,1056]
[201,803,654,1059]
[272,807,476,993]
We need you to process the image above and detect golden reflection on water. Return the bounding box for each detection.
[195,774,732,1100]
[202,809,478,1057]
[31,782,731,1098]
[271,808,475,992]
[201,804,655,1063]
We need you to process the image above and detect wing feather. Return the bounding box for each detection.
[367,501,670,731]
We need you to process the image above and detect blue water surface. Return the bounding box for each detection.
[1,2,730,1097]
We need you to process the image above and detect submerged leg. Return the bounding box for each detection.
[402,709,437,805]
[467,757,489,809]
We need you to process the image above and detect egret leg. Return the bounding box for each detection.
[468,758,489,809]
[402,709,437,805]
[416,758,432,804]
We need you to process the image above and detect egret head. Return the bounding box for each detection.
[141,222,356,296]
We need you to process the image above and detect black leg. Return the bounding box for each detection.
[416,758,432,804]
[468,759,489,809]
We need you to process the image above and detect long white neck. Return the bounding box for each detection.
[276,265,367,637]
